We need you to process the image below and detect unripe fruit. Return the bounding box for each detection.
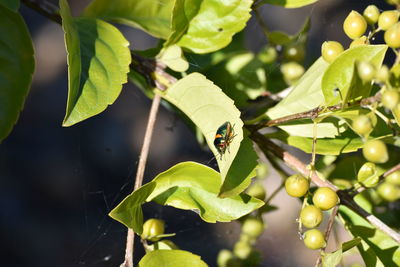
[281,61,305,85]
[321,41,344,63]
[285,174,309,197]
[381,89,400,109]
[141,218,165,241]
[352,115,373,136]
[375,65,389,83]
[362,139,389,164]
[258,46,277,64]
[217,249,234,267]
[312,187,339,210]
[283,44,305,62]
[343,11,368,39]
[384,22,400,48]
[363,5,380,25]
[303,229,326,250]
[242,217,264,238]
[378,10,399,30]
[377,182,400,202]
[246,182,266,200]
[300,205,323,228]
[393,103,400,126]
[357,162,379,187]
[233,241,252,259]
[350,36,367,48]
[386,170,400,185]
[357,61,376,82]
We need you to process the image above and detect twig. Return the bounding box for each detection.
[315,206,339,267]
[256,93,382,130]
[21,0,61,24]
[249,131,400,243]
[123,94,162,267]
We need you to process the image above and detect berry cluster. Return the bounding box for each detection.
[285,174,338,250]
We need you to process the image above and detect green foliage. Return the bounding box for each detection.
[4,1,400,266]
[0,0,19,10]
[266,58,340,138]
[340,195,400,266]
[138,250,208,267]
[60,0,131,126]
[322,45,387,106]
[109,162,264,233]
[161,73,258,197]
[166,0,253,53]
[0,3,34,142]
[259,0,318,8]
[322,238,362,267]
[84,0,174,39]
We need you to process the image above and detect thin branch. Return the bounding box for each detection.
[256,93,382,130]
[21,0,61,24]
[250,131,400,243]
[123,94,162,267]
[315,206,339,267]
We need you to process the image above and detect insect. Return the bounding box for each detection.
[213,121,236,159]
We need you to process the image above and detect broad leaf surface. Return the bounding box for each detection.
[138,250,208,267]
[109,162,264,233]
[60,0,130,126]
[161,73,258,197]
[266,107,392,155]
[166,0,253,54]
[322,45,387,105]
[157,45,189,72]
[322,238,361,267]
[84,0,174,39]
[260,0,318,8]
[339,195,400,267]
[266,57,344,138]
[204,52,266,108]
[0,0,19,10]
[0,4,34,142]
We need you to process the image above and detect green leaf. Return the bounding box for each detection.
[109,162,264,232]
[84,0,174,39]
[322,45,387,106]
[266,57,345,138]
[157,45,189,72]
[146,240,179,252]
[166,0,253,54]
[0,0,19,10]
[259,0,318,8]
[160,73,258,197]
[138,250,208,267]
[342,237,362,252]
[268,31,292,45]
[204,52,267,108]
[60,0,131,126]
[322,238,361,267]
[265,126,392,156]
[322,249,342,267]
[339,195,400,267]
[0,5,34,142]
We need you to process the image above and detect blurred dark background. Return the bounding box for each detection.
[0,0,391,266]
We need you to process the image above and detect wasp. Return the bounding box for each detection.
[213,121,236,159]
